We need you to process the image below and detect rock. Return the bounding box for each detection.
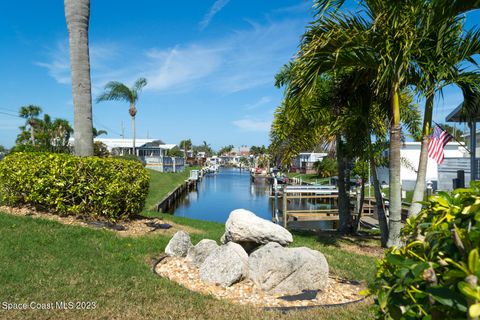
[186,239,219,267]
[165,231,192,257]
[199,242,248,287]
[222,209,293,251]
[248,242,329,295]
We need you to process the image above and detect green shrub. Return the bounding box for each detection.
[373,183,480,319]
[0,152,149,221]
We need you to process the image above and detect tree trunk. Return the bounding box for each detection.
[408,94,434,217]
[371,155,389,247]
[387,89,402,247]
[65,0,94,156]
[336,136,350,234]
[355,177,365,233]
[30,126,35,146]
[132,115,136,156]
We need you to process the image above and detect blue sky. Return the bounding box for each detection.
[0,1,478,149]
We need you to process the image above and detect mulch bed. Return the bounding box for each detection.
[154,256,365,309]
[0,205,203,237]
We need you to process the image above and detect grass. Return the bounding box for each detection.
[0,167,380,319]
[143,166,199,212]
[286,172,330,185]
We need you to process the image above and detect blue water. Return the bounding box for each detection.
[169,167,273,223]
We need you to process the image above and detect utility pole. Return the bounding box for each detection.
[121,121,125,139]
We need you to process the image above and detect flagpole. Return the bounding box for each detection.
[433,121,471,154]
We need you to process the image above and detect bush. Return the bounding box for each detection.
[373,183,480,319]
[0,152,149,221]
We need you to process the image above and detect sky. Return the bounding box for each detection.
[0,1,478,149]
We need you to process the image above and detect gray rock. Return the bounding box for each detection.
[165,231,192,257]
[222,209,293,251]
[199,242,248,287]
[248,242,329,295]
[186,239,219,267]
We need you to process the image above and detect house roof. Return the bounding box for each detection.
[446,102,480,122]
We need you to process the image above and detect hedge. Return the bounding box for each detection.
[0,152,150,221]
[373,183,480,319]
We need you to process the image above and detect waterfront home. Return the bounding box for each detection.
[377,141,468,191]
[291,152,328,174]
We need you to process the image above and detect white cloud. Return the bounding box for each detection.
[37,11,308,95]
[244,96,272,110]
[144,45,223,91]
[199,0,230,30]
[233,118,271,132]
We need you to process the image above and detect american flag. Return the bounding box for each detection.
[428,125,453,164]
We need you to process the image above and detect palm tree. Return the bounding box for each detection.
[408,1,480,216]
[92,127,108,138]
[64,0,94,156]
[179,139,193,158]
[285,0,427,246]
[19,105,42,146]
[96,78,147,156]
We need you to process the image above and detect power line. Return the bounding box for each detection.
[0,111,22,119]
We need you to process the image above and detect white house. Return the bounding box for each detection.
[292,152,328,174]
[377,141,468,191]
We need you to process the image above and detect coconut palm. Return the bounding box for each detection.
[96,78,147,156]
[19,105,42,146]
[64,0,94,156]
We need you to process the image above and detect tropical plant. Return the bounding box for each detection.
[281,0,430,246]
[373,183,480,319]
[408,0,480,217]
[64,0,94,156]
[96,77,147,156]
[314,156,337,178]
[19,105,41,146]
[16,108,73,153]
[218,145,234,156]
[179,139,193,158]
[0,152,149,221]
[93,127,108,138]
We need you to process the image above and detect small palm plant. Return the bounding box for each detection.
[96,78,147,155]
[19,105,42,146]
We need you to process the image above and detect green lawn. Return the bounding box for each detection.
[143,166,199,212]
[286,172,330,185]
[0,167,379,319]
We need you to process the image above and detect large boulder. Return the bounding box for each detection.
[186,239,219,267]
[199,242,248,287]
[222,209,293,251]
[165,231,192,257]
[248,242,329,295]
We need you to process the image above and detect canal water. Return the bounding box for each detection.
[168,167,274,223]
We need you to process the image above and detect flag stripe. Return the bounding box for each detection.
[428,126,453,164]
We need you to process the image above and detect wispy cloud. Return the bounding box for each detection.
[233,118,271,132]
[199,0,230,30]
[244,96,272,110]
[38,10,308,96]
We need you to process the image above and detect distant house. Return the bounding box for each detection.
[92,138,176,157]
[292,153,327,174]
[377,141,468,191]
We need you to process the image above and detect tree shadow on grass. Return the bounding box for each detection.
[292,229,382,250]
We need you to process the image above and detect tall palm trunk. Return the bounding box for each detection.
[336,135,350,234]
[64,0,94,156]
[30,125,35,146]
[131,116,136,156]
[371,154,389,247]
[387,89,402,247]
[408,93,434,217]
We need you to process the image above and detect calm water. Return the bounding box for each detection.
[168,167,274,223]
